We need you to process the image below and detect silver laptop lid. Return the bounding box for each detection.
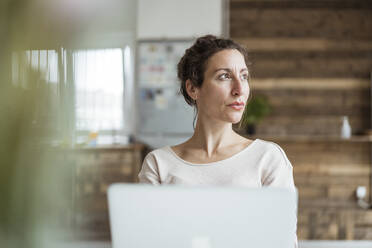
[108,184,297,248]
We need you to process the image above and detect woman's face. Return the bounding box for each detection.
[195,49,250,124]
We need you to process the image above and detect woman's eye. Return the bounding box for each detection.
[219,73,231,80]
[241,74,249,81]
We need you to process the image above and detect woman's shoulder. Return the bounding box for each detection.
[252,138,285,152]
[254,138,293,169]
[143,145,174,161]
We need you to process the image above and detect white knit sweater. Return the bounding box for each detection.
[138,138,298,247]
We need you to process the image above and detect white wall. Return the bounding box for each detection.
[137,0,225,39]
[13,0,137,49]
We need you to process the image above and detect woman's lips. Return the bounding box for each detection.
[228,104,244,110]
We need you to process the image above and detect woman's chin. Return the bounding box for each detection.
[226,116,243,124]
[214,113,243,124]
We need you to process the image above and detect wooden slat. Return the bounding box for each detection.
[299,199,359,208]
[248,54,372,78]
[327,185,366,200]
[250,87,370,116]
[290,152,370,166]
[268,106,369,116]
[256,116,369,136]
[294,175,370,187]
[297,225,310,239]
[353,227,372,239]
[230,8,372,39]
[241,135,372,142]
[354,211,372,226]
[291,148,371,163]
[235,38,372,52]
[294,165,370,176]
[250,78,370,89]
[230,0,372,9]
[298,186,327,198]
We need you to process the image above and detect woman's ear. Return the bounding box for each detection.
[185,79,198,101]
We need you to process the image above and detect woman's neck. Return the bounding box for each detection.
[187,119,241,158]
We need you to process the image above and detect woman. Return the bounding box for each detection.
[138,35,297,247]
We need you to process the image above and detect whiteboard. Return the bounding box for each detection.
[136,40,195,134]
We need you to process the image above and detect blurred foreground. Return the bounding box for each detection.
[1,1,76,247]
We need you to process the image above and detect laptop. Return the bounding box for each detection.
[108,183,298,248]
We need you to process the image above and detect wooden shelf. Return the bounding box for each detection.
[242,135,372,143]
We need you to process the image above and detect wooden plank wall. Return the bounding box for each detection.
[252,79,370,136]
[231,0,372,136]
[230,0,372,239]
[282,141,372,239]
[64,145,147,240]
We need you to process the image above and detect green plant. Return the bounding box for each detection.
[240,95,271,128]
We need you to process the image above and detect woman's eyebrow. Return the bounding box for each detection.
[214,68,231,73]
[214,68,248,73]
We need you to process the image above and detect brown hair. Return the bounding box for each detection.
[177,35,251,128]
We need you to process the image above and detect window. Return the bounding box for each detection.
[11,46,131,145]
[73,48,126,144]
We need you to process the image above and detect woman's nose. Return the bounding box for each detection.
[231,77,244,96]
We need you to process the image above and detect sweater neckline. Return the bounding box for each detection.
[166,139,260,166]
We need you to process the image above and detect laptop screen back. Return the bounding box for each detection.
[108,184,297,248]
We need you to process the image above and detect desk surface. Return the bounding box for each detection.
[53,240,372,248]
